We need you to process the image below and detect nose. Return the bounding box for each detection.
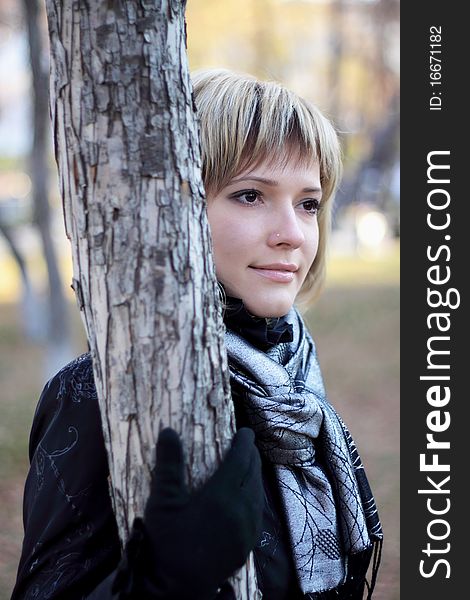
[268,207,305,249]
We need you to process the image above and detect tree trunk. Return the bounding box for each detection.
[45,0,259,596]
[327,0,344,139]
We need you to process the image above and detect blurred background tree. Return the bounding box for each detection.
[0,1,399,598]
[0,0,72,377]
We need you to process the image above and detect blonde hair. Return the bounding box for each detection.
[191,68,343,306]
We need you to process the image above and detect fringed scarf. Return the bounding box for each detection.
[224,305,383,597]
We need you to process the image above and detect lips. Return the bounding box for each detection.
[249,263,298,283]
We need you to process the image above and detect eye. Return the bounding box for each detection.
[232,189,262,205]
[300,199,320,214]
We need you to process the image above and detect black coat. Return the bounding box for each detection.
[11,353,303,600]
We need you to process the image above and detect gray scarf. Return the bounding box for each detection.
[225,307,383,595]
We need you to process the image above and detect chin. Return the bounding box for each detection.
[243,293,295,318]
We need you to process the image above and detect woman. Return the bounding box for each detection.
[12,69,382,600]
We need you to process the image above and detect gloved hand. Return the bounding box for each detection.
[112,426,264,599]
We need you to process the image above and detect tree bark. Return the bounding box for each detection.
[45,0,259,596]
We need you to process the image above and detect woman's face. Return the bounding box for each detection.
[206,157,322,317]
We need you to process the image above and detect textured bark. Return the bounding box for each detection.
[45,0,259,596]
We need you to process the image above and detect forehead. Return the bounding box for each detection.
[233,154,321,185]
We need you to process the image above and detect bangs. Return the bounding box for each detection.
[191,69,340,199]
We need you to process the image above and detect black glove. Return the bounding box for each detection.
[112,427,264,599]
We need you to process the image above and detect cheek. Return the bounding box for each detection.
[208,208,259,262]
[209,220,251,291]
[210,222,241,262]
[304,221,320,267]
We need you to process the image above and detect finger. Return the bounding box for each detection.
[239,447,264,529]
[231,426,255,448]
[240,442,262,492]
[150,427,187,507]
[216,581,237,600]
[212,427,257,488]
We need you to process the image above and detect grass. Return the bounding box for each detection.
[0,245,399,599]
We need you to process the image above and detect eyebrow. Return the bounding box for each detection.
[229,176,322,195]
